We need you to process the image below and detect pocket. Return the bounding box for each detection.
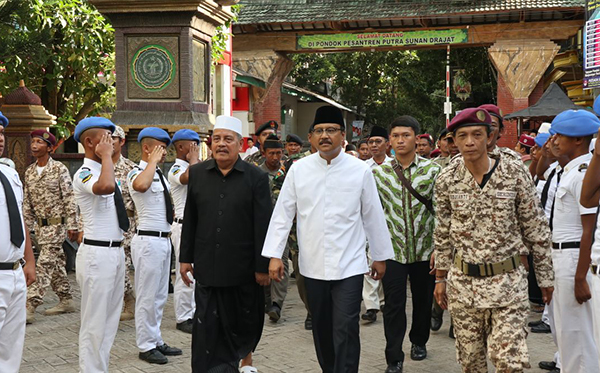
[151,182,164,193]
[555,187,571,213]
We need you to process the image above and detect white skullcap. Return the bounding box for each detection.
[538,122,551,134]
[214,115,242,136]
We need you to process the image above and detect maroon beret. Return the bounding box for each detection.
[447,108,492,132]
[478,104,503,120]
[30,129,56,147]
[518,134,535,148]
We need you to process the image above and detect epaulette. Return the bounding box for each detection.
[579,163,589,172]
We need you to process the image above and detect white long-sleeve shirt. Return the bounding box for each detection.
[262,150,394,281]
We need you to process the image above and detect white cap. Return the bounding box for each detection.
[214,115,242,137]
[538,122,551,134]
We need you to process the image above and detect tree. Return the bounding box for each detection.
[0,0,115,138]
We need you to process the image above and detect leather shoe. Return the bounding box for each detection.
[539,361,557,370]
[531,322,551,333]
[431,316,442,331]
[361,309,378,323]
[385,361,403,373]
[267,303,281,322]
[176,319,193,334]
[139,349,168,364]
[528,319,544,327]
[410,344,427,361]
[156,343,182,356]
[304,314,312,330]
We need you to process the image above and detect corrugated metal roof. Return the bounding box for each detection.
[236,0,584,25]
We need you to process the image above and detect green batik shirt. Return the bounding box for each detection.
[373,155,441,263]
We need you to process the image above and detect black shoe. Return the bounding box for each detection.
[531,322,551,333]
[549,369,560,373]
[267,303,281,322]
[139,349,168,364]
[361,309,378,323]
[156,343,182,356]
[168,283,174,294]
[539,361,557,370]
[410,344,427,361]
[431,316,442,331]
[449,324,455,339]
[176,319,193,334]
[528,319,544,327]
[304,314,312,330]
[385,361,403,373]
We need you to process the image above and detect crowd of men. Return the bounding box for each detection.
[0,98,600,373]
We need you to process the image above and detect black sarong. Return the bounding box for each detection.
[192,282,265,373]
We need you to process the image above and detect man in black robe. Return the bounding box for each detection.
[180,115,272,373]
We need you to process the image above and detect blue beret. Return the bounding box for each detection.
[549,110,600,137]
[138,127,171,146]
[0,112,8,128]
[447,108,491,132]
[74,117,115,143]
[172,129,200,144]
[594,96,600,116]
[534,133,550,148]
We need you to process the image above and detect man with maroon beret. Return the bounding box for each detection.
[516,134,535,165]
[24,129,78,323]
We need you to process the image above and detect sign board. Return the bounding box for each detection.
[352,120,364,141]
[297,29,468,50]
[585,0,600,88]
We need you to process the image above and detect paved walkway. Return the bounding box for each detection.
[22,272,555,372]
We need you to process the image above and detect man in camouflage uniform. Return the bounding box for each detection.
[245,120,288,167]
[259,134,290,322]
[112,126,138,320]
[24,129,78,323]
[434,108,554,373]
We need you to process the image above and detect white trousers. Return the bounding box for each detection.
[0,267,26,373]
[363,248,384,310]
[171,222,195,323]
[591,271,600,365]
[549,249,599,373]
[545,302,561,369]
[132,235,171,352]
[76,244,125,373]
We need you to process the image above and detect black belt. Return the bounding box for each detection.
[592,264,599,275]
[174,218,184,224]
[552,241,580,249]
[0,261,22,270]
[137,230,171,238]
[83,238,122,247]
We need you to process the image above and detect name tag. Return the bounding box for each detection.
[450,194,470,201]
[496,191,516,199]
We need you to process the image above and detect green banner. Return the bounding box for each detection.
[297,29,468,50]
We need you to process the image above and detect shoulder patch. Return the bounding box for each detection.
[128,168,141,181]
[171,165,181,175]
[579,163,588,172]
[79,169,92,184]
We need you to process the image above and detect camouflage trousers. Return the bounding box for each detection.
[449,299,530,373]
[123,245,134,296]
[27,244,72,307]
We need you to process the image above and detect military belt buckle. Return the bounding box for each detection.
[465,262,481,277]
[12,261,20,270]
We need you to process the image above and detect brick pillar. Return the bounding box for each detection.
[253,78,283,131]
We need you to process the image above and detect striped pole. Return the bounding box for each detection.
[446,44,451,127]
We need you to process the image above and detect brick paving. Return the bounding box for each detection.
[22,272,556,373]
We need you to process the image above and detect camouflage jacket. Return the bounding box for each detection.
[245,149,289,168]
[434,152,554,308]
[115,155,138,246]
[259,162,286,206]
[23,157,78,245]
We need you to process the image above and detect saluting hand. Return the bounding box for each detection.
[95,133,114,160]
[180,263,194,287]
[187,143,200,164]
[148,146,166,165]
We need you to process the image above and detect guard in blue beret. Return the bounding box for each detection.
[128,126,182,364]
[169,128,201,334]
[546,109,600,372]
[534,133,551,148]
[0,111,8,128]
[71,115,129,371]
[434,106,555,373]
[74,117,115,143]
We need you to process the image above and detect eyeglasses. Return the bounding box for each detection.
[312,127,342,136]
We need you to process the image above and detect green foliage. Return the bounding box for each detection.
[211,4,241,67]
[0,0,115,138]
[290,47,496,138]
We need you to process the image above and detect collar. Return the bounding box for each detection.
[206,156,245,172]
[175,158,189,167]
[83,158,102,172]
[316,148,345,166]
[392,153,422,170]
[563,152,592,174]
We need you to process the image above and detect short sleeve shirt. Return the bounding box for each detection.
[128,160,171,232]
[0,164,25,262]
[168,159,189,219]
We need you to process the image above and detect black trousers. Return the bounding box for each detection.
[381,260,435,364]
[305,274,363,373]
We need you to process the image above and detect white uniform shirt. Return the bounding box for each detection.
[537,161,560,219]
[592,211,600,265]
[552,153,596,243]
[262,151,394,281]
[365,155,393,169]
[168,159,189,219]
[0,164,25,262]
[73,158,123,242]
[128,160,171,232]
